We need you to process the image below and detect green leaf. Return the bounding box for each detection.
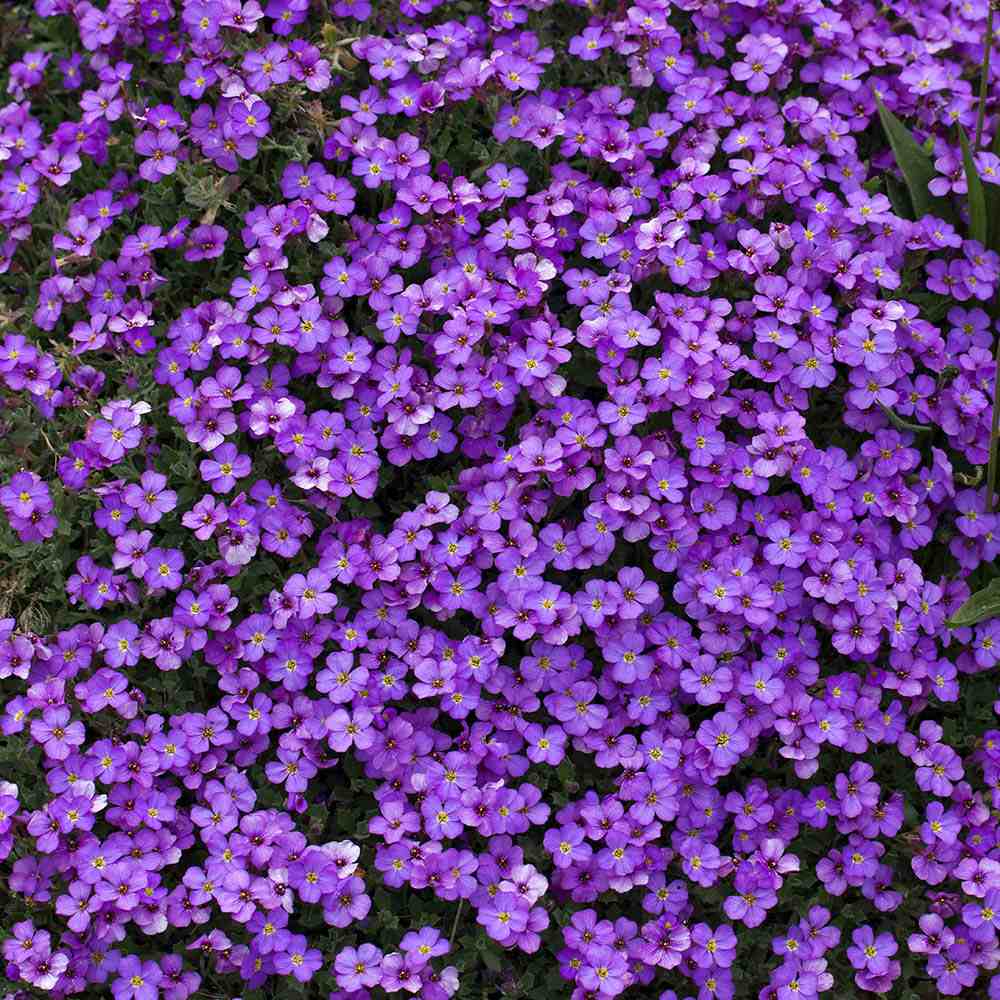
[875,97,951,220]
[958,124,988,244]
[884,172,912,219]
[985,185,1000,251]
[946,578,1000,628]
[481,948,502,972]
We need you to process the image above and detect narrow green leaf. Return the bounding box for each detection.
[985,186,1000,251]
[958,124,988,245]
[976,6,996,148]
[884,173,912,220]
[946,577,1000,628]
[875,96,951,220]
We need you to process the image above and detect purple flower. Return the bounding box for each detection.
[111,956,162,1000]
[200,444,251,494]
[477,891,529,942]
[122,470,177,523]
[334,943,383,990]
[698,712,751,770]
[30,707,85,761]
[846,925,897,976]
[135,129,182,181]
[185,224,227,261]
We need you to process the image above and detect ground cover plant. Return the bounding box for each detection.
[5,0,1000,997]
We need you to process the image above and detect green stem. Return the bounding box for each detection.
[448,898,465,948]
[976,2,995,149]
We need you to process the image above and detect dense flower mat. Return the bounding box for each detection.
[3,0,1000,997]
